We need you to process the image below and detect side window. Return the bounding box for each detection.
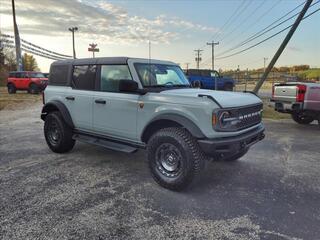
[9,72,16,78]
[49,65,69,85]
[100,65,132,92]
[72,65,96,90]
[15,72,22,78]
[21,72,28,78]
[210,71,219,78]
[200,70,211,77]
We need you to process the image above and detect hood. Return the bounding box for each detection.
[160,88,261,108]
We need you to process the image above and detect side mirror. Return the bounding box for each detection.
[119,80,139,92]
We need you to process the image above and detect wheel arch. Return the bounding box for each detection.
[41,100,74,128]
[141,114,205,143]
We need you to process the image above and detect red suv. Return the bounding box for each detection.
[7,71,48,94]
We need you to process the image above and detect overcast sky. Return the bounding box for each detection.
[1,0,319,72]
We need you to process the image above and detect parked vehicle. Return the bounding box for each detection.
[271,82,320,126]
[41,57,265,190]
[185,69,235,91]
[7,71,48,94]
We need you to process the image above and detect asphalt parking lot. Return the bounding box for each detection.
[0,102,319,240]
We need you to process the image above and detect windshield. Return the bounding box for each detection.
[135,63,190,87]
[29,72,45,78]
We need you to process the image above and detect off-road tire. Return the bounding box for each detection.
[7,84,16,94]
[147,127,205,191]
[223,149,248,161]
[44,111,75,153]
[291,112,314,124]
[29,83,39,94]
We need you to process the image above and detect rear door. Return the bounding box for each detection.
[20,72,30,89]
[200,70,214,89]
[64,65,96,131]
[93,65,138,141]
[13,72,23,89]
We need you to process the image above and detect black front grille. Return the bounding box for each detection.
[235,104,262,130]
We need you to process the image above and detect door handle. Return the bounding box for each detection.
[95,99,106,104]
[66,96,75,100]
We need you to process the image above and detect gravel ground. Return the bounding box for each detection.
[0,102,319,240]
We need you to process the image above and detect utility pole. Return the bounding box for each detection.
[194,49,203,69]
[185,63,190,71]
[12,0,22,71]
[263,57,268,71]
[68,27,78,59]
[88,43,99,58]
[254,0,313,94]
[207,41,219,90]
[206,41,219,71]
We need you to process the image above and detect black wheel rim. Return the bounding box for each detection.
[155,143,182,178]
[47,119,61,146]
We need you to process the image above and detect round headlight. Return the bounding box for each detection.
[219,111,231,128]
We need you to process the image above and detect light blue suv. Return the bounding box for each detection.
[41,57,265,190]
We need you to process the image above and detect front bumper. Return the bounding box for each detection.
[198,125,265,157]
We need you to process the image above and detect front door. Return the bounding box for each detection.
[93,65,138,141]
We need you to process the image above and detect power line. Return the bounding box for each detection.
[3,44,64,61]
[198,0,248,50]
[216,0,253,42]
[254,0,313,93]
[216,0,319,57]
[219,0,282,50]
[217,1,266,42]
[1,33,72,58]
[208,0,247,41]
[216,6,320,60]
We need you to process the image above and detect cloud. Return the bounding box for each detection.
[287,46,302,52]
[0,0,218,44]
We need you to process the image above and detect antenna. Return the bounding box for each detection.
[148,40,151,63]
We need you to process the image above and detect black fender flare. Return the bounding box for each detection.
[141,113,205,142]
[41,100,74,128]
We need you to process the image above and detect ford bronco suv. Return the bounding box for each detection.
[41,57,265,190]
[7,71,48,94]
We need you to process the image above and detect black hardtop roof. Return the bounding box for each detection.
[9,71,42,73]
[52,57,129,66]
[51,57,177,66]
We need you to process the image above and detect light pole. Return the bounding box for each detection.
[68,27,78,59]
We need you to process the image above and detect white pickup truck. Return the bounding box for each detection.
[271,82,320,126]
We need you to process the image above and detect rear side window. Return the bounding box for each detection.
[49,65,69,85]
[188,69,200,76]
[72,65,96,90]
[21,72,28,78]
[15,72,22,78]
[200,70,211,77]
